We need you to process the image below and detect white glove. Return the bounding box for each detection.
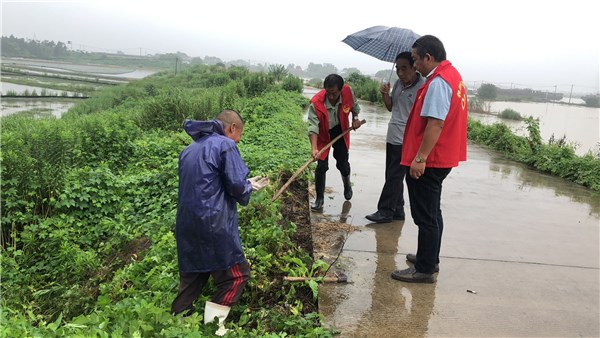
[249,176,270,191]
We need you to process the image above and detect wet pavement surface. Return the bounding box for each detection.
[310,100,600,337]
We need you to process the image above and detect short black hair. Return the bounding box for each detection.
[395,51,414,66]
[412,35,446,62]
[323,74,344,90]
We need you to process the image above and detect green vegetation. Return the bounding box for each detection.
[4,107,53,118]
[498,108,523,120]
[581,94,600,107]
[1,65,335,336]
[267,64,288,82]
[468,118,600,191]
[468,95,489,113]
[477,83,498,101]
[346,72,382,104]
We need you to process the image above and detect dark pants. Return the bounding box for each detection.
[315,124,351,177]
[405,167,451,274]
[171,261,250,315]
[377,143,406,217]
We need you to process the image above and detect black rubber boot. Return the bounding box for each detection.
[311,171,326,210]
[342,174,353,200]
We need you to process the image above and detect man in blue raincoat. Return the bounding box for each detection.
[171,110,268,336]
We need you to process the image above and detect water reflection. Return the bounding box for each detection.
[351,222,436,337]
[487,149,600,216]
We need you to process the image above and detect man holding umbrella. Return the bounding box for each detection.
[365,51,426,223]
[307,74,362,210]
[391,35,468,283]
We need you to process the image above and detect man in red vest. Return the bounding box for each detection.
[307,74,362,210]
[391,35,468,283]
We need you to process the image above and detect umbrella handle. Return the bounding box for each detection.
[387,63,394,84]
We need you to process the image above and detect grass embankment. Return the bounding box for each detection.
[1,65,335,336]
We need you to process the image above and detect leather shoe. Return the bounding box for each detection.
[311,197,324,211]
[393,212,405,220]
[391,267,435,283]
[406,253,439,272]
[365,211,392,223]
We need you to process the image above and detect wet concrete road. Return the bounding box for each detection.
[311,100,600,337]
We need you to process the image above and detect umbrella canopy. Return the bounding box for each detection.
[342,26,420,63]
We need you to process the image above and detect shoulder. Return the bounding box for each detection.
[429,77,452,94]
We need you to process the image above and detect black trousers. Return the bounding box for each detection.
[405,167,451,274]
[376,143,406,216]
[171,260,250,315]
[315,124,351,177]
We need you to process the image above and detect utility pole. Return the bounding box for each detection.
[568,84,573,104]
[175,57,179,75]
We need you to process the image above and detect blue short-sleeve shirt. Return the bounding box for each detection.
[421,77,452,121]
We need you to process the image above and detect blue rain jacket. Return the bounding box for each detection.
[176,119,252,272]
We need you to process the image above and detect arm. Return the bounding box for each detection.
[380,83,392,112]
[222,142,253,206]
[307,103,321,160]
[350,88,362,130]
[409,118,444,178]
[309,133,319,160]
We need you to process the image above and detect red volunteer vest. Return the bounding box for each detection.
[310,84,355,160]
[401,60,468,168]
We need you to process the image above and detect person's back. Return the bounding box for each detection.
[173,110,266,336]
[177,119,250,272]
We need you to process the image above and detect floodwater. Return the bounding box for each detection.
[96,69,157,79]
[1,82,80,96]
[309,96,600,337]
[1,97,76,117]
[474,100,600,156]
[2,57,155,75]
[1,59,158,117]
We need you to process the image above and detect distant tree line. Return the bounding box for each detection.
[1,35,380,82]
[1,35,69,59]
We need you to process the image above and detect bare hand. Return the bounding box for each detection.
[311,148,320,161]
[249,176,270,191]
[409,162,426,179]
[380,82,391,94]
[352,119,362,130]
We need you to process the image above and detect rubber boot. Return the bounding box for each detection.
[204,301,231,336]
[311,171,326,211]
[342,174,353,200]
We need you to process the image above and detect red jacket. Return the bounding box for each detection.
[401,60,468,168]
[310,84,355,160]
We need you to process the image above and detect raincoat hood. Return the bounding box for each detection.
[184,119,225,141]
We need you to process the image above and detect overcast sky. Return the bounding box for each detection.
[2,0,599,94]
